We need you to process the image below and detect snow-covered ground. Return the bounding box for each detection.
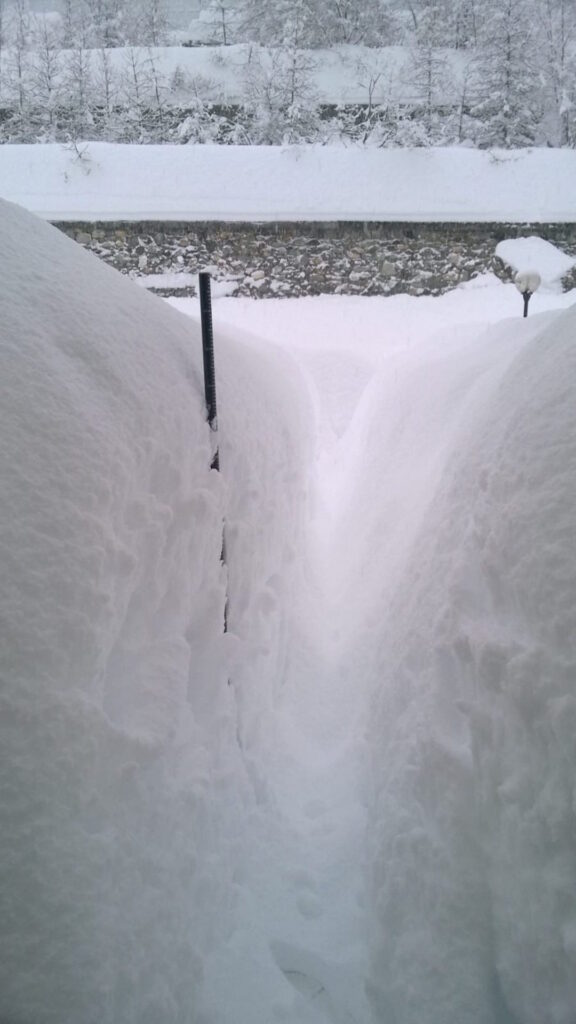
[1,143,576,222]
[3,195,576,1024]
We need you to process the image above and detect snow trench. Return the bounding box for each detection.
[2,198,576,1024]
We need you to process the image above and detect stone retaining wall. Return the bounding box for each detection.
[55,221,576,298]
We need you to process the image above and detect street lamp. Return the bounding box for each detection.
[514,270,541,318]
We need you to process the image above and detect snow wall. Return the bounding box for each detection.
[0,198,310,1024]
[364,306,576,1023]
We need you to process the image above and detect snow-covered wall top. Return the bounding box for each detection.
[1,143,575,223]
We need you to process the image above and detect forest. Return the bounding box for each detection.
[0,0,574,147]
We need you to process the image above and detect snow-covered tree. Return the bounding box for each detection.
[4,0,31,128]
[119,46,149,137]
[535,0,576,145]
[143,47,169,139]
[0,0,5,65]
[399,5,456,144]
[63,45,93,140]
[119,45,170,140]
[392,0,450,41]
[466,0,541,147]
[204,0,239,45]
[59,0,92,47]
[238,0,317,46]
[241,44,319,142]
[312,0,399,46]
[398,47,455,142]
[85,0,127,46]
[452,0,479,48]
[30,16,62,138]
[92,46,122,139]
[129,0,170,46]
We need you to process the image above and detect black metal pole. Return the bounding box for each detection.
[198,271,228,638]
[523,291,531,318]
[199,271,220,471]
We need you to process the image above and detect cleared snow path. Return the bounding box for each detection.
[5,202,575,1024]
[169,283,575,1024]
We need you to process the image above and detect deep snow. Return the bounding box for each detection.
[365,305,576,1024]
[1,143,576,221]
[0,197,311,1023]
[175,284,576,1024]
[2,196,576,1024]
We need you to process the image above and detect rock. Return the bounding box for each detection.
[54,221,576,300]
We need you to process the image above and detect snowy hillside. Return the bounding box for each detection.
[1,143,576,222]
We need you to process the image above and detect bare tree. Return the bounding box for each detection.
[85,0,127,46]
[64,45,93,140]
[31,16,62,137]
[6,0,31,123]
[121,46,152,138]
[135,0,170,46]
[93,46,120,138]
[205,0,238,46]
[0,0,5,66]
[144,46,168,140]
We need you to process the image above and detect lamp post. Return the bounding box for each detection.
[514,270,541,318]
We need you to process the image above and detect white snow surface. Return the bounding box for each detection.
[1,143,576,222]
[0,197,311,1024]
[496,236,576,291]
[174,285,576,1024]
[3,195,576,1024]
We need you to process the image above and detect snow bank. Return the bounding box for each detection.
[365,304,576,1023]
[0,198,311,1023]
[1,143,575,222]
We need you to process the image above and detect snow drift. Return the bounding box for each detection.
[365,304,576,1023]
[3,192,576,1024]
[0,198,310,1024]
